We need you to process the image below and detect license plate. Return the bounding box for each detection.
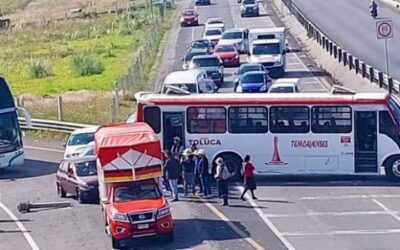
[224,59,229,62]
[187,22,191,24]
[138,223,149,229]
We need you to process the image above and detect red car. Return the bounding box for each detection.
[213,44,240,67]
[180,9,199,27]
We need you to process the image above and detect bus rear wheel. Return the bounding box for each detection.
[385,156,400,181]
[218,153,242,181]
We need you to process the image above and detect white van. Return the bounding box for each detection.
[161,69,217,94]
[248,27,287,78]
[268,78,300,93]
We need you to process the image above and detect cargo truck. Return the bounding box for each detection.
[95,123,173,249]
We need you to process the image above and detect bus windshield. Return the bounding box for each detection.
[389,97,400,123]
[0,111,22,153]
[252,43,280,55]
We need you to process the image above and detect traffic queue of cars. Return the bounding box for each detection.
[172,4,295,95]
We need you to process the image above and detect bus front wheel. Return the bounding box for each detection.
[385,156,400,181]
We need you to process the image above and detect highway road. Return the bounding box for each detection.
[290,0,400,80]
[2,0,400,250]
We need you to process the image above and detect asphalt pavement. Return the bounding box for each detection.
[291,0,400,80]
[3,0,400,250]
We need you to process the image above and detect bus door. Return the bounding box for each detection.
[162,112,185,151]
[354,111,378,173]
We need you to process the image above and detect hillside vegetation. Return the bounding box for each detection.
[0,0,31,16]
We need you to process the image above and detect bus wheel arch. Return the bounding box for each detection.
[213,152,243,181]
[383,155,400,181]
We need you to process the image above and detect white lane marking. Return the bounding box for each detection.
[300,194,400,201]
[372,199,400,224]
[0,201,40,250]
[237,186,296,250]
[200,198,266,250]
[25,146,64,153]
[265,210,393,218]
[282,229,400,237]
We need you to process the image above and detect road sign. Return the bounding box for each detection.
[376,20,393,39]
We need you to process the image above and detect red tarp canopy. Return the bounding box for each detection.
[95,122,162,182]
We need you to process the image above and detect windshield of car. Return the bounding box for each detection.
[222,31,242,39]
[243,0,256,4]
[242,73,264,83]
[269,86,294,93]
[183,10,196,16]
[252,43,280,55]
[185,51,207,61]
[215,46,235,53]
[205,29,222,36]
[67,133,94,146]
[0,111,22,153]
[238,66,262,75]
[193,57,220,67]
[163,83,197,93]
[114,184,160,202]
[76,160,97,176]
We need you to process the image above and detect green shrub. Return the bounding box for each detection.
[28,60,52,79]
[71,55,104,76]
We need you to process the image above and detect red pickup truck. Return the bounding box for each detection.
[95,123,173,249]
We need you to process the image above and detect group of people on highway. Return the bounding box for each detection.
[163,136,257,206]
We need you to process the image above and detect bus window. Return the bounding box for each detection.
[228,106,267,134]
[269,106,309,133]
[187,107,226,134]
[144,107,161,133]
[388,97,400,123]
[379,111,400,145]
[311,106,352,133]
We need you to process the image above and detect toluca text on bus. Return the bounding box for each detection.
[134,91,400,180]
[0,77,31,169]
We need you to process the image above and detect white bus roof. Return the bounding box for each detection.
[164,70,204,84]
[135,92,389,106]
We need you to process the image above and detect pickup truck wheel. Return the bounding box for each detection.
[76,188,85,204]
[112,237,123,249]
[162,232,174,242]
[57,184,66,198]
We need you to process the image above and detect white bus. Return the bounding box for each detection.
[134,91,400,180]
[0,77,31,169]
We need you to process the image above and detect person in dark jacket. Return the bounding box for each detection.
[240,154,257,201]
[181,149,196,196]
[164,151,182,201]
[198,149,211,197]
[214,157,231,206]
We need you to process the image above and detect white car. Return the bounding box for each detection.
[203,27,223,45]
[268,78,300,93]
[205,18,225,30]
[63,126,98,158]
[218,28,249,53]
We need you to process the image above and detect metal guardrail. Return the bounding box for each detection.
[280,0,400,95]
[18,117,89,133]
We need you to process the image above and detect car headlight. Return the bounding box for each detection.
[235,54,239,59]
[112,211,129,222]
[180,18,184,22]
[259,84,267,92]
[157,206,171,219]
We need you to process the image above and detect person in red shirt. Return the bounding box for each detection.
[240,154,258,201]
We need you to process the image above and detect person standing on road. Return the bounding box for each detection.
[198,149,211,198]
[181,149,196,196]
[170,136,184,160]
[214,157,231,206]
[193,150,204,195]
[164,151,182,202]
[240,154,258,201]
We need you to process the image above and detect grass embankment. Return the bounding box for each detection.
[0,0,31,16]
[1,8,155,97]
[12,8,175,124]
